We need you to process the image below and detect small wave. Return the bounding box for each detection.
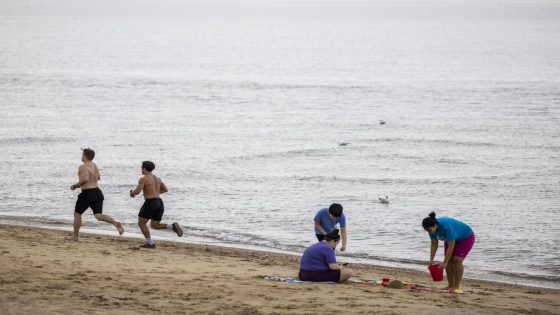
[185,227,306,253]
[126,79,164,87]
[223,144,474,167]
[492,271,560,283]
[226,147,337,161]
[232,81,379,93]
[364,137,560,151]
[297,175,457,186]
[0,136,75,146]
[0,214,70,226]
[342,251,428,266]
[437,158,469,165]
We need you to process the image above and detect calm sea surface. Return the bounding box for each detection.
[1,0,559,288]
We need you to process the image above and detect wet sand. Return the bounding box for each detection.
[0,224,558,315]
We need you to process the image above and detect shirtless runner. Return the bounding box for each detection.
[130,161,183,249]
[67,148,124,241]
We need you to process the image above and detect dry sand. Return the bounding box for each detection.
[0,224,558,315]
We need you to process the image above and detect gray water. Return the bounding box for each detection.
[1,0,560,288]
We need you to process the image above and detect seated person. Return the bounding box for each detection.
[298,229,353,283]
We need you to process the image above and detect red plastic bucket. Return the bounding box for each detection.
[428,264,444,281]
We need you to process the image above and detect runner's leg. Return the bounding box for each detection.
[94,213,124,235]
[138,217,151,242]
[66,212,82,241]
[150,220,168,229]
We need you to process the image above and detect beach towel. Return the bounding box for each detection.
[409,285,466,295]
[262,275,336,284]
[263,276,466,294]
[348,278,383,285]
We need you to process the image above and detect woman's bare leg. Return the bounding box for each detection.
[451,256,465,290]
[444,256,456,289]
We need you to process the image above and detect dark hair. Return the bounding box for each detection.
[328,203,343,217]
[325,229,341,241]
[82,148,95,160]
[142,161,155,172]
[422,212,437,229]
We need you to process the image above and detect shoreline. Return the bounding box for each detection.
[1,217,558,290]
[1,224,559,314]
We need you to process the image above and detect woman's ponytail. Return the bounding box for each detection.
[422,211,437,229]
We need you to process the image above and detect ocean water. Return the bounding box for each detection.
[1,0,559,288]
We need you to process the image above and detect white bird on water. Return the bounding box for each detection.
[378,196,389,204]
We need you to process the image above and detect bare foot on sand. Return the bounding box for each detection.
[116,223,124,235]
[65,236,78,241]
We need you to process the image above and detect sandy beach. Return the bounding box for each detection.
[0,224,558,315]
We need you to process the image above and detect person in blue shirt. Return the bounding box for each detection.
[422,212,475,291]
[299,229,353,282]
[314,203,347,251]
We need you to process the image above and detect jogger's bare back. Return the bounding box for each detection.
[79,162,100,190]
[141,174,165,199]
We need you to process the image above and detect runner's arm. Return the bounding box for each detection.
[71,166,90,189]
[160,180,168,194]
[130,178,144,197]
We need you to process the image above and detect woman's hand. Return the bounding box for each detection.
[438,261,447,269]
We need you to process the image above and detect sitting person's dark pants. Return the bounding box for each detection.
[298,269,341,282]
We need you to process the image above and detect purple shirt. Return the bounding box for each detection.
[300,241,337,272]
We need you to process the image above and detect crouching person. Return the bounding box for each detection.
[298,229,353,283]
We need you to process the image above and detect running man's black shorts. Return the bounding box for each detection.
[138,198,164,221]
[75,187,104,214]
